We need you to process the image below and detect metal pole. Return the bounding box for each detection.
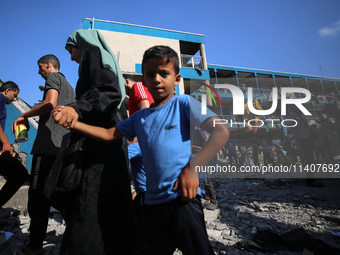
[200,43,212,106]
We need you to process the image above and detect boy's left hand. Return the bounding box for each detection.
[173,163,199,202]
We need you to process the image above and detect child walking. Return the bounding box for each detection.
[54,45,229,255]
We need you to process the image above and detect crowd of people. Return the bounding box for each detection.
[219,109,339,188]
[222,132,336,168]
[0,29,230,255]
[0,28,339,255]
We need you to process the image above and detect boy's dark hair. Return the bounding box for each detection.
[0,81,19,92]
[142,45,179,74]
[38,54,60,70]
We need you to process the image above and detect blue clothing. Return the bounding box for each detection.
[0,94,7,132]
[117,95,216,205]
[225,138,236,153]
[128,142,146,194]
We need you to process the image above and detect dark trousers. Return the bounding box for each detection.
[135,196,214,255]
[28,154,56,249]
[228,152,238,165]
[203,176,217,204]
[253,155,260,166]
[299,138,316,180]
[0,157,28,207]
[263,152,275,165]
[299,138,314,165]
[133,191,145,224]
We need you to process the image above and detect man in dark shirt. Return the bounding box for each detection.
[0,81,28,208]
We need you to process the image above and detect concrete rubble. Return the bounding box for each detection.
[0,178,340,254]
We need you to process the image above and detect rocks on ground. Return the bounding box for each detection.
[1,178,340,254]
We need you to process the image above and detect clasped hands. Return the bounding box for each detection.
[52,105,79,129]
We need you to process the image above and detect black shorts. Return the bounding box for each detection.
[135,196,214,255]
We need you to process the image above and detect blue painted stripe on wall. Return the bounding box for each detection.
[179,68,210,79]
[135,64,142,73]
[83,19,205,44]
[135,64,210,80]
[208,64,340,82]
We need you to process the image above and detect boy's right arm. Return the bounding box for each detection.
[72,122,124,142]
[53,106,124,142]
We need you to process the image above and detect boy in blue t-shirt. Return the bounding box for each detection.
[54,45,229,255]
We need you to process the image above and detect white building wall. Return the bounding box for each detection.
[99,30,184,94]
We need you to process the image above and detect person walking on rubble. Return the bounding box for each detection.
[0,81,28,208]
[286,105,324,187]
[53,29,138,255]
[12,54,75,254]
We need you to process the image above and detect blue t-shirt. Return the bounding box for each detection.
[0,93,7,131]
[128,142,146,194]
[117,95,216,204]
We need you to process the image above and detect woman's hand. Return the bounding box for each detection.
[53,105,79,129]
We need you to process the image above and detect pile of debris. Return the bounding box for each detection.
[203,178,340,254]
[0,178,340,255]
